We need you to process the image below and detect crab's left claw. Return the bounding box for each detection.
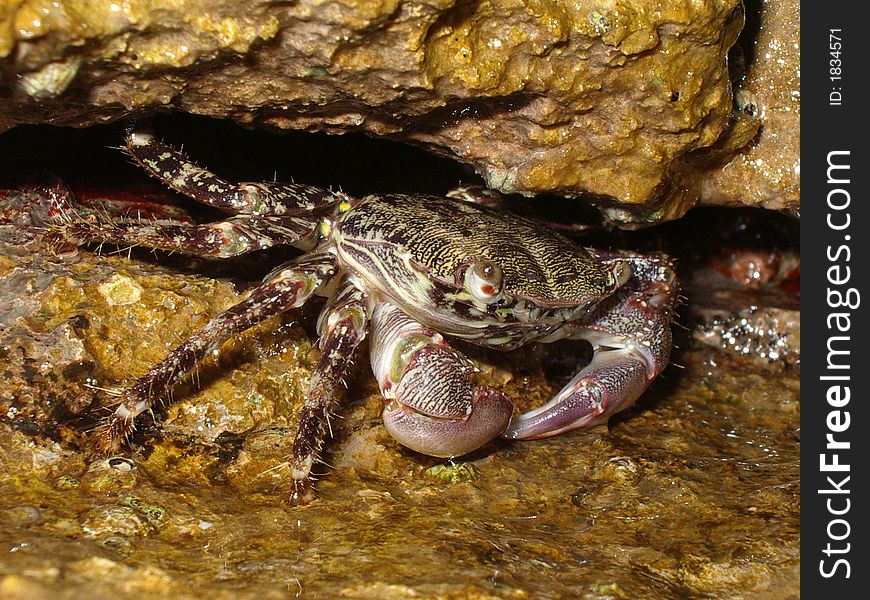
[371,304,513,457]
[504,256,677,439]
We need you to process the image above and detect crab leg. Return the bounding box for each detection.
[54,128,349,257]
[504,255,677,439]
[446,184,596,233]
[98,253,337,454]
[124,129,344,217]
[60,214,322,258]
[370,303,513,458]
[290,281,369,504]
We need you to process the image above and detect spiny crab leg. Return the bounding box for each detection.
[124,128,343,217]
[504,255,677,440]
[98,253,337,454]
[370,303,513,458]
[55,127,348,257]
[60,214,323,258]
[290,281,369,504]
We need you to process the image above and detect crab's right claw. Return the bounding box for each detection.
[383,383,513,459]
[371,304,513,458]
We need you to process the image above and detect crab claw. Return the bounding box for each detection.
[504,257,677,439]
[502,346,654,439]
[371,304,513,457]
[383,386,513,458]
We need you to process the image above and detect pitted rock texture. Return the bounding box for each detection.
[0,0,753,224]
[697,0,800,214]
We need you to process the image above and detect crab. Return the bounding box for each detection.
[58,128,677,503]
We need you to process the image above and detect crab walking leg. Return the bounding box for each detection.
[125,128,345,216]
[98,254,337,454]
[504,256,677,439]
[369,303,513,458]
[289,282,369,504]
[445,185,506,208]
[61,214,322,258]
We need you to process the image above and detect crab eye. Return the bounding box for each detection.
[464,260,504,303]
[609,261,632,288]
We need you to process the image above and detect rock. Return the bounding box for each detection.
[692,306,800,368]
[80,505,150,539]
[1,0,752,223]
[695,0,800,214]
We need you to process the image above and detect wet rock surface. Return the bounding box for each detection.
[0,0,787,223]
[0,345,801,598]
[0,159,799,598]
[697,0,800,214]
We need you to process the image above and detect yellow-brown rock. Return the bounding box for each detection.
[697,0,800,214]
[1,0,753,223]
